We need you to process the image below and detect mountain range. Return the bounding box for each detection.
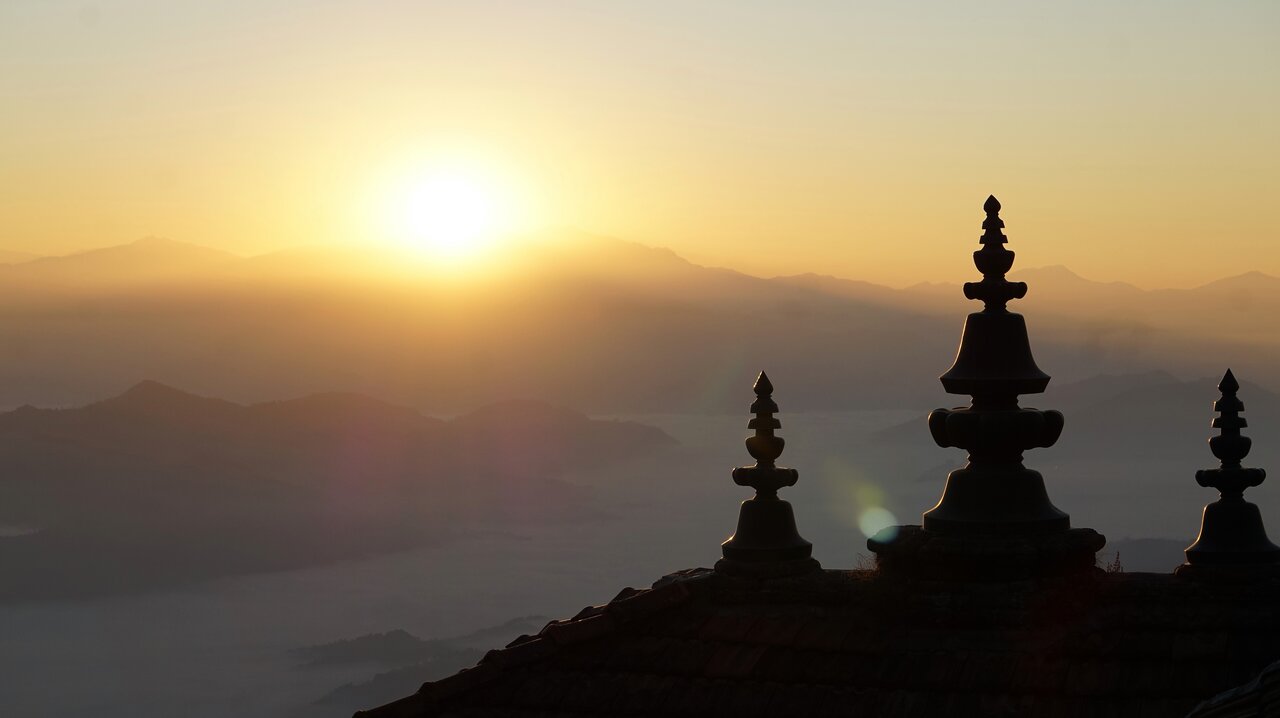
[293,616,552,717]
[0,234,1278,413]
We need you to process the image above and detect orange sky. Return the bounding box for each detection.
[3,1,1279,288]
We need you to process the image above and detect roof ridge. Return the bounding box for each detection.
[354,572,707,717]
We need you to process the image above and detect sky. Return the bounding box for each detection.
[3,0,1278,288]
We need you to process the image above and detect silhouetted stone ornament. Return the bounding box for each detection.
[924,195,1069,534]
[869,195,1103,579]
[716,372,820,578]
[1178,370,1280,579]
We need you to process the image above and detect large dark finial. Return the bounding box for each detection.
[925,196,1068,534]
[1182,370,1280,571]
[718,372,818,577]
[869,196,1103,578]
[964,195,1028,312]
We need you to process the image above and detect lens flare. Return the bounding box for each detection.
[857,506,898,540]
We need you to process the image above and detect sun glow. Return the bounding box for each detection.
[394,171,502,261]
[374,157,529,267]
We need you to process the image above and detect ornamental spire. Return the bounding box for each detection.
[965,195,1028,312]
[924,196,1069,533]
[939,196,1050,400]
[744,372,784,477]
[869,195,1103,580]
[1181,370,1280,573]
[717,372,819,577]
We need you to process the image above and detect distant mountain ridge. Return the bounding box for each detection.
[0,233,1278,412]
[296,616,552,715]
[15,233,1280,296]
[0,382,675,602]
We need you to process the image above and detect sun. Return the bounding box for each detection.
[388,169,508,263]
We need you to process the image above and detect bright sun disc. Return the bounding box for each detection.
[393,171,504,262]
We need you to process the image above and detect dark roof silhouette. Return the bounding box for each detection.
[357,197,1280,718]
[1188,659,1280,717]
[359,569,1280,718]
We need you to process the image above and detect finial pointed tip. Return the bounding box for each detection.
[753,371,773,395]
[984,195,1001,213]
[1221,369,1239,393]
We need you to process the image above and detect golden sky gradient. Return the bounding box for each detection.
[3,1,1278,288]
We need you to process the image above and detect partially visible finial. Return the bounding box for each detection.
[720,372,816,574]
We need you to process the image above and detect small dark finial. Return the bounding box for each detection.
[1206,369,1250,472]
[1182,370,1280,569]
[963,194,1027,310]
[720,372,815,573]
[980,194,1006,246]
[745,371,783,469]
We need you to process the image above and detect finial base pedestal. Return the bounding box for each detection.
[1183,497,1280,567]
[720,496,814,563]
[869,525,1104,581]
[940,312,1049,395]
[719,496,819,577]
[922,467,1070,535]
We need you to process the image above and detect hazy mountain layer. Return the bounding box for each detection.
[0,383,673,601]
[5,234,1279,415]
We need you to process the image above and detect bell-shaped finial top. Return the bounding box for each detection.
[965,194,1027,311]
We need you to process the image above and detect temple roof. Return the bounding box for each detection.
[357,567,1280,718]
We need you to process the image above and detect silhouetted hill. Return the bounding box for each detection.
[0,384,674,602]
[296,616,550,716]
[0,237,237,290]
[295,616,549,667]
[1194,270,1280,292]
[0,249,39,264]
[296,629,432,667]
[1011,264,1143,294]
